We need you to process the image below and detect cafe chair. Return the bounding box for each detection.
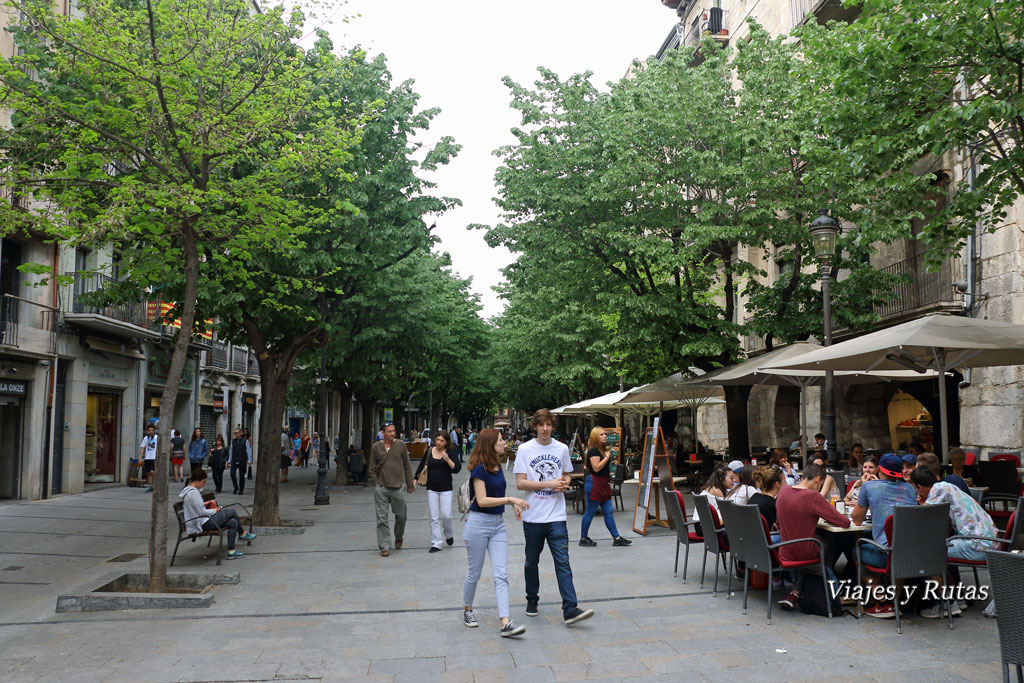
[827,469,846,498]
[855,503,953,634]
[984,550,1024,683]
[611,464,627,511]
[979,460,1022,498]
[692,494,730,597]
[947,498,1023,588]
[717,499,833,625]
[663,486,702,583]
[990,452,1022,469]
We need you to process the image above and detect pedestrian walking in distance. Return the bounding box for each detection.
[208,434,228,494]
[229,428,252,495]
[414,431,461,552]
[515,408,594,625]
[579,427,631,548]
[463,429,529,637]
[368,423,414,557]
[188,427,208,470]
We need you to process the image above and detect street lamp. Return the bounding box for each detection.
[809,209,840,467]
[313,343,330,505]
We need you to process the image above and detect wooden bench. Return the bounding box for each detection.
[171,492,251,566]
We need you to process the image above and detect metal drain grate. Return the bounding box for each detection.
[107,553,144,563]
[3,566,24,571]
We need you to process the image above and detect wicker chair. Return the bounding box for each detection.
[856,503,953,634]
[718,499,834,624]
[663,486,702,582]
[692,494,729,597]
[985,550,1024,683]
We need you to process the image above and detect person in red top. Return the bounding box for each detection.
[774,463,850,610]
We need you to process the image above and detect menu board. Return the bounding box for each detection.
[605,428,622,476]
[632,418,661,535]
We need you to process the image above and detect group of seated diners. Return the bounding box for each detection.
[687,445,1004,619]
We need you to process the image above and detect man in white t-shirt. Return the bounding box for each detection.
[138,424,158,492]
[514,408,594,625]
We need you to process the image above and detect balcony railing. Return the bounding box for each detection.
[66,272,155,330]
[0,296,18,347]
[683,7,729,47]
[873,252,963,320]
[791,0,860,28]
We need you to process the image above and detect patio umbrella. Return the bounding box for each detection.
[767,313,1024,461]
[678,341,938,456]
[615,376,727,449]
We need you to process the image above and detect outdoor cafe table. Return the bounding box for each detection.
[817,518,872,533]
[623,476,686,528]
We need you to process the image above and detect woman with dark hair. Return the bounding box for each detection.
[848,443,865,472]
[188,427,208,470]
[208,434,228,494]
[462,429,528,637]
[843,454,879,507]
[414,431,461,552]
[170,429,186,482]
[749,466,784,541]
[692,464,733,534]
[808,453,838,500]
[579,427,630,548]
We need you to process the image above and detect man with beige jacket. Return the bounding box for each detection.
[369,423,415,556]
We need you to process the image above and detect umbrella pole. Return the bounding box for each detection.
[938,360,950,465]
[800,383,808,461]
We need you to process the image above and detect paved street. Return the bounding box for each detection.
[0,465,1003,682]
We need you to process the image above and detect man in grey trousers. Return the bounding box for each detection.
[368,423,415,557]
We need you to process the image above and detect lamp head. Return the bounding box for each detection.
[808,209,840,262]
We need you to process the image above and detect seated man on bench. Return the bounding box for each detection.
[179,468,256,559]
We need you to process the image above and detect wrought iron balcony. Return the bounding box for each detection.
[0,296,18,347]
[873,252,963,321]
[63,271,160,339]
[683,7,730,47]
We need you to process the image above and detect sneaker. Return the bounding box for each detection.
[500,620,525,638]
[777,591,799,611]
[446,537,454,546]
[920,602,962,619]
[957,599,968,611]
[865,603,896,619]
[380,549,390,557]
[463,609,479,628]
[578,537,597,547]
[564,607,594,625]
[525,600,539,617]
[613,537,632,546]
[429,547,441,553]
[239,532,256,541]
[395,539,403,550]
[225,549,245,559]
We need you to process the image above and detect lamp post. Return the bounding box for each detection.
[314,343,330,505]
[809,209,840,467]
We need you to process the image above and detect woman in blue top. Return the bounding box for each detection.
[462,429,529,638]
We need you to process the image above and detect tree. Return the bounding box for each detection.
[799,0,1024,255]
[0,0,358,590]
[207,48,459,525]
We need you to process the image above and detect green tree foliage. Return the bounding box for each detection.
[206,47,460,523]
[799,0,1024,255]
[0,0,357,589]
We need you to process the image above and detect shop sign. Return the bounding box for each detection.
[89,364,127,383]
[212,389,224,415]
[145,354,195,390]
[0,380,26,395]
[199,387,214,405]
[242,393,257,411]
[384,408,394,423]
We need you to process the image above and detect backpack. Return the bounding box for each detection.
[799,573,845,617]
[457,477,475,520]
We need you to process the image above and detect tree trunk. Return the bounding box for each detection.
[393,400,406,437]
[724,385,752,460]
[251,353,296,527]
[334,385,353,485]
[148,223,200,593]
[359,396,375,456]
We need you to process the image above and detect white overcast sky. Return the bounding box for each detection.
[317,1,673,319]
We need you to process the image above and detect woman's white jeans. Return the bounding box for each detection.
[427,489,454,550]
[462,511,509,619]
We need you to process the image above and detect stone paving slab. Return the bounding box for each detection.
[0,466,1006,681]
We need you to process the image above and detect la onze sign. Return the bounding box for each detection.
[0,380,27,395]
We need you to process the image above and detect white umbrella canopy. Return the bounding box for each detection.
[768,313,1024,460]
[556,390,635,417]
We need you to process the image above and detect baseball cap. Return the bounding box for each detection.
[727,460,744,472]
[879,453,903,478]
[901,453,917,465]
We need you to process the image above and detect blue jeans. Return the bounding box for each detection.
[523,520,578,618]
[581,476,620,539]
[859,543,888,569]
[463,512,509,618]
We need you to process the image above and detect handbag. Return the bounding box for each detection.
[416,465,428,487]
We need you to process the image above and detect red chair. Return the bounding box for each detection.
[949,498,1023,587]
[965,452,978,466]
[846,479,858,495]
[991,453,1021,468]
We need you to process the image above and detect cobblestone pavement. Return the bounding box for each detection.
[0,463,1003,682]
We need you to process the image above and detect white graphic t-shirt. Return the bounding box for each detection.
[140,435,158,460]
[514,438,572,524]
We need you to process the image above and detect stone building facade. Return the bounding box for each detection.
[652,0,1024,458]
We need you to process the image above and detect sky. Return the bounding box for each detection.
[316,1,674,319]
